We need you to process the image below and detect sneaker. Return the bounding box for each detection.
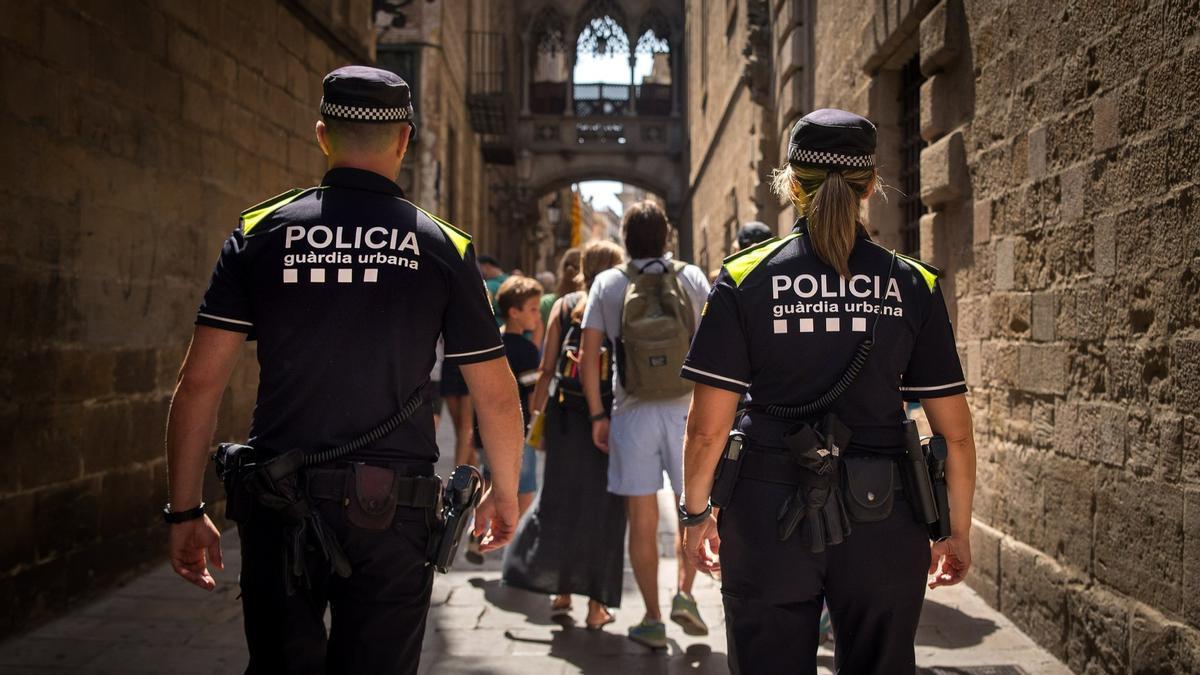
[670,591,709,636]
[819,602,834,644]
[627,619,667,649]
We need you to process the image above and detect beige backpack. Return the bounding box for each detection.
[617,260,696,400]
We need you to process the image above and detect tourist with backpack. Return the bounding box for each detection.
[578,201,713,649]
[502,241,627,629]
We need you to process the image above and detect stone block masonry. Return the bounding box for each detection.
[0,0,373,638]
[798,0,1200,670]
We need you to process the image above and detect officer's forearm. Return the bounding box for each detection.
[166,381,225,511]
[945,437,976,537]
[682,384,742,512]
[165,327,243,511]
[463,357,524,500]
[922,394,976,538]
[579,328,604,416]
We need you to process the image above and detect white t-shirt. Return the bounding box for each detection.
[581,256,712,410]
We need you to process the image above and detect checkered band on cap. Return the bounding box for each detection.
[320,99,413,122]
[788,145,875,168]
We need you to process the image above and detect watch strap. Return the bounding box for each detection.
[589,411,609,422]
[163,502,206,525]
[678,502,712,527]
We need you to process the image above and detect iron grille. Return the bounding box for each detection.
[898,54,926,257]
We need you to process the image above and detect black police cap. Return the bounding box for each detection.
[320,65,415,123]
[787,108,876,169]
[736,221,773,248]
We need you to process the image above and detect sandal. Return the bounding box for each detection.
[585,607,616,630]
[550,595,573,617]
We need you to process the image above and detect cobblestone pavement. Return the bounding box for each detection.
[0,418,1072,674]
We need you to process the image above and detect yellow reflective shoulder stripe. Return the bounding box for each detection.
[240,188,313,235]
[896,253,939,292]
[412,204,472,259]
[722,233,801,287]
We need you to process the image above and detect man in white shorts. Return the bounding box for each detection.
[579,201,712,649]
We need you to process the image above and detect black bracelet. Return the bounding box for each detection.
[678,501,712,527]
[162,502,206,525]
[589,411,609,422]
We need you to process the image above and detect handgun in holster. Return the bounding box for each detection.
[925,435,952,541]
[430,464,483,573]
[709,430,746,508]
[900,420,939,527]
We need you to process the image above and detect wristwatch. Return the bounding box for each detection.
[678,501,712,527]
[162,502,206,525]
[588,411,609,422]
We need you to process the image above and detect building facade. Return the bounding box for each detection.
[687,0,1200,670]
[0,0,375,636]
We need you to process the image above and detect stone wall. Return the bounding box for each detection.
[0,0,373,637]
[685,0,781,275]
[809,0,1200,670]
[686,0,1199,669]
[375,0,500,260]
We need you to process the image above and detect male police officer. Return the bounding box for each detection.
[164,66,524,674]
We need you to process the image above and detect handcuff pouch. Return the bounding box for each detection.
[345,463,398,531]
[840,456,895,523]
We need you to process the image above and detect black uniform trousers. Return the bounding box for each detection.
[237,495,435,675]
[719,473,929,675]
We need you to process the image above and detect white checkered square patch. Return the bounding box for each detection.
[788,145,875,167]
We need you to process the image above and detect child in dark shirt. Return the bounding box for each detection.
[496,275,544,515]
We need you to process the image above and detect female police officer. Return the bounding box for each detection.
[676,108,977,673]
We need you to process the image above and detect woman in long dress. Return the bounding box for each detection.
[502,241,627,628]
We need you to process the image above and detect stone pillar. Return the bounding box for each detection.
[564,39,577,116]
[628,53,637,115]
[521,29,532,116]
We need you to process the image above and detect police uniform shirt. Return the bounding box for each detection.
[681,219,966,453]
[196,167,502,462]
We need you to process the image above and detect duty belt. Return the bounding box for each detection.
[740,447,904,494]
[307,465,441,508]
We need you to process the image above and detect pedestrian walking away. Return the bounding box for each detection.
[579,201,713,650]
[678,108,978,674]
[503,241,628,629]
[163,65,525,675]
[494,275,547,516]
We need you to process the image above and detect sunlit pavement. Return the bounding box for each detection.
[0,416,1070,674]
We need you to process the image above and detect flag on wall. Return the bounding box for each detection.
[570,190,582,248]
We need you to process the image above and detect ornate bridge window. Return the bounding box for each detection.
[634,8,672,116]
[573,0,633,117]
[529,7,568,114]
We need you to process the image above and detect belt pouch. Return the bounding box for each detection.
[345,464,398,530]
[840,457,895,523]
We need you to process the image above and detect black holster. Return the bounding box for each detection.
[213,443,352,595]
[710,430,745,508]
[429,465,482,573]
[900,420,939,527]
[925,436,952,541]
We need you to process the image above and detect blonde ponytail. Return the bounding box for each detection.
[770,164,878,277]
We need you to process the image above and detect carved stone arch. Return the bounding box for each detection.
[634,6,672,52]
[528,5,567,55]
[574,0,631,56]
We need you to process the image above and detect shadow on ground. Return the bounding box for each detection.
[916,598,999,649]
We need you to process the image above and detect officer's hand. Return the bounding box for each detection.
[591,418,610,453]
[168,515,223,591]
[928,534,971,589]
[683,514,721,577]
[474,487,519,552]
